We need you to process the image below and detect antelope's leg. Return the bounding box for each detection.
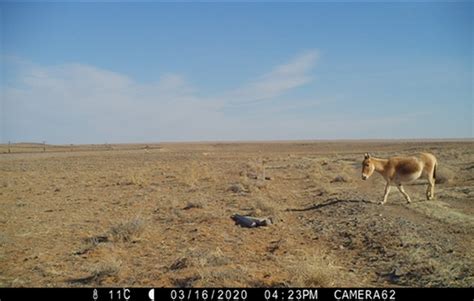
[397,184,412,204]
[427,177,435,200]
[380,182,391,205]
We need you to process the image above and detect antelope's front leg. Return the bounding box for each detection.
[398,184,412,204]
[380,182,391,205]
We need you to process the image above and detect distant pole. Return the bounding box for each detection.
[43,141,46,152]
[8,141,11,154]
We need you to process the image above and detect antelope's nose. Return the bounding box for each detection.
[362,175,368,180]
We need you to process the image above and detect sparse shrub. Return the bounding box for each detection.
[74,235,109,255]
[251,198,276,217]
[200,248,231,267]
[89,259,121,280]
[109,218,145,242]
[227,183,247,194]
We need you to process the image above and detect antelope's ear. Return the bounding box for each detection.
[364,153,371,159]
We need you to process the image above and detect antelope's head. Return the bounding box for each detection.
[361,153,375,180]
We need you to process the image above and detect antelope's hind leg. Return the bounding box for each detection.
[426,177,435,200]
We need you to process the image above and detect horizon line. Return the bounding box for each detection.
[2,137,473,146]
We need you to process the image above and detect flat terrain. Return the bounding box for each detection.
[0,141,473,287]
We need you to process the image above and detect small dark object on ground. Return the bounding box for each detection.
[330,175,347,183]
[231,214,271,228]
[169,257,188,270]
[172,275,201,288]
[183,201,203,210]
[227,183,246,193]
[378,269,402,284]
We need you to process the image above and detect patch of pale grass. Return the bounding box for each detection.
[118,172,147,186]
[182,161,199,188]
[411,202,474,228]
[250,198,277,217]
[109,218,145,242]
[89,258,121,280]
[185,247,232,268]
[68,256,122,285]
[197,265,251,287]
[182,161,215,188]
[282,250,339,287]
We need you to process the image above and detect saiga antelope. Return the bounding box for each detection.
[361,152,437,204]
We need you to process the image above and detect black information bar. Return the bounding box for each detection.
[0,288,472,301]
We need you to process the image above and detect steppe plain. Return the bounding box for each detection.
[1,140,472,287]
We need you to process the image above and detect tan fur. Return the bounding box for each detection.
[361,152,438,204]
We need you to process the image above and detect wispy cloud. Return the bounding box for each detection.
[226,50,319,105]
[2,50,321,143]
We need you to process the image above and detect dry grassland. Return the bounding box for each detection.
[0,140,472,287]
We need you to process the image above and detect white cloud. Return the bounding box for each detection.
[3,61,219,143]
[226,50,319,105]
[2,50,321,143]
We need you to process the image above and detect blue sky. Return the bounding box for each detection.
[1,2,472,143]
